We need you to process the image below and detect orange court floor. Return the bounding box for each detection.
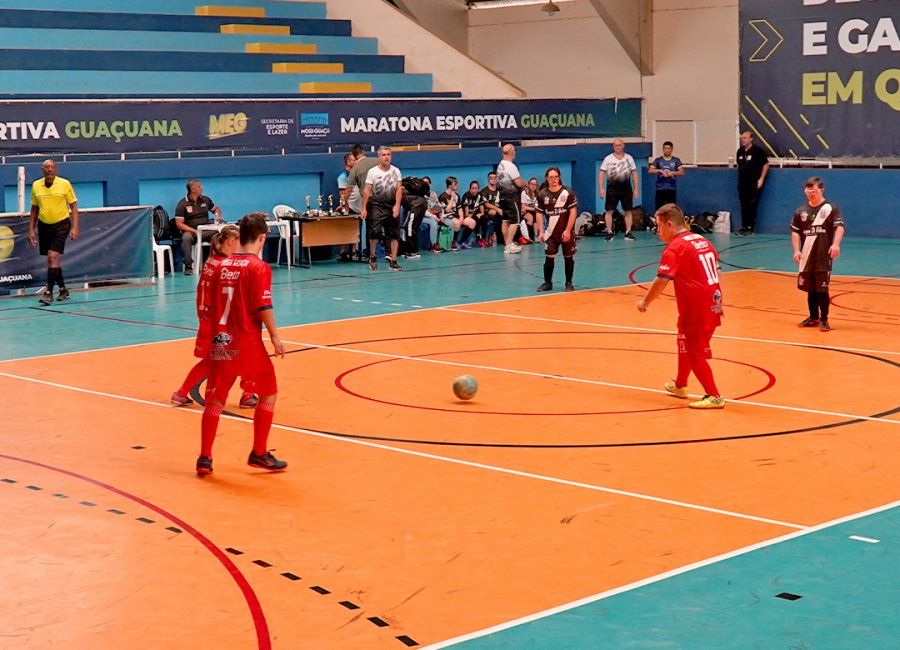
[1,240,899,648]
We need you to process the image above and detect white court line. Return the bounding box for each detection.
[280,338,900,426]
[423,499,900,649]
[0,370,805,531]
[438,305,900,358]
[848,535,880,544]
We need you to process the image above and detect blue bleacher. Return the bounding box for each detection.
[0,0,449,98]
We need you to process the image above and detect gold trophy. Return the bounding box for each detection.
[304,194,311,216]
[317,195,323,216]
[327,194,334,215]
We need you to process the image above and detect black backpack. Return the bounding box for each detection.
[689,212,716,234]
[152,205,171,241]
[402,176,430,197]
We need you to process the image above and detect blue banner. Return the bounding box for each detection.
[0,206,153,292]
[0,98,641,153]
[740,0,899,158]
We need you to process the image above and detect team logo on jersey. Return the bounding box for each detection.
[212,332,233,347]
[800,211,809,222]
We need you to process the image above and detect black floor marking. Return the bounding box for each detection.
[132,445,145,450]
[137,517,154,524]
[776,592,802,601]
[223,544,418,646]
[107,509,126,515]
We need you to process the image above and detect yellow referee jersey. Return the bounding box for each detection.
[31,177,77,224]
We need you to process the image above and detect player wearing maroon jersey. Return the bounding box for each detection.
[637,204,725,409]
[170,225,258,409]
[196,213,287,475]
[535,167,578,292]
[790,176,844,332]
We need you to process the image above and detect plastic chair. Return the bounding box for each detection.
[152,236,174,278]
[271,204,299,266]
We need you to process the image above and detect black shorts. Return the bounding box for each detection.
[655,190,677,211]
[605,189,634,212]
[38,218,71,256]
[545,236,576,257]
[498,198,520,225]
[365,202,400,241]
[798,270,831,293]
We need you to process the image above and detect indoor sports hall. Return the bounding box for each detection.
[2,234,898,648]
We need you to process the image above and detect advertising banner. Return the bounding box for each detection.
[0,98,641,154]
[740,0,899,158]
[0,206,153,292]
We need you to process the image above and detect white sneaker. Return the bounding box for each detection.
[504,243,522,255]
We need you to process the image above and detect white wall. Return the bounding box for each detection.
[325,0,524,98]
[467,0,643,100]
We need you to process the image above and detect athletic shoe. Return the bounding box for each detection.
[664,381,689,399]
[171,391,194,406]
[798,318,820,328]
[184,267,193,276]
[430,244,443,253]
[450,243,459,252]
[368,256,378,270]
[504,243,522,255]
[605,233,614,242]
[239,393,258,409]
[57,287,70,301]
[247,450,288,471]
[196,455,213,475]
[460,241,473,249]
[537,282,553,292]
[402,252,421,259]
[476,238,486,247]
[565,283,575,292]
[819,319,831,332]
[38,290,53,306]
[688,395,725,409]
[337,252,351,263]
[389,259,402,271]
[624,232,636,241]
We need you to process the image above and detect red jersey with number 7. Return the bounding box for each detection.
[657,232,724,326]
[207,252,274,375]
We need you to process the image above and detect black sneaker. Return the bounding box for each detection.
[537,282,553,292]
[605,233,614,242]
[798,317,820,328]
[184,266,193,276]
[57,287,70,301]
[39,290,53,306]
[248,450,288,471]
[368,256,378,271]
[819,319,831,332]
[565,283,575,292]
[624,232,636,241]
[389,259,402,271]
[196,455,213,475]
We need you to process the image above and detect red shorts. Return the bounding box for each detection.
[207,365,277,402]
[677,316,718,360]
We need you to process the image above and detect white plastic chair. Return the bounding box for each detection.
[271,204,299,266]
[152,236,174,278]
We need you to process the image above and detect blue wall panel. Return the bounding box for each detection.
[4,181,105,213]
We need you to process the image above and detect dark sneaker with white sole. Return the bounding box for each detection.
[196,455,213,475]
[248,450,288,471]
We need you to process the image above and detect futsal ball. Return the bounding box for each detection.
[0,226,14,260]
[452,375,478,401]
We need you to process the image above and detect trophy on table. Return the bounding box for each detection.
[304,194,311,216]
[317,195,323,216]
[327,194,334,216]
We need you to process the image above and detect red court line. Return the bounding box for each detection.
[0,453,271,650]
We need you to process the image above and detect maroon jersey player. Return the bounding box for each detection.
[637,203,725,409]
[196,212,287,475]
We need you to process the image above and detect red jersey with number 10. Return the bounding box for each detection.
[207,252,274,375]
[657,231,723,326]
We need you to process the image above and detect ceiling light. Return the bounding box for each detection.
[541,1,560,15]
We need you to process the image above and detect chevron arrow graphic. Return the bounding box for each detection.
[748,19,784,62]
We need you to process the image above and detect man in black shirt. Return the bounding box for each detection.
[735,131,769,235]
[174,178,222,275]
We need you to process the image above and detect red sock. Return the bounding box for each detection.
[691,358,720,396]
[178,359,209,396]
[675,351,691,388]
[200,403,223,457]
[252,400,275,455]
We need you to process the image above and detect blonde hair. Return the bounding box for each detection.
[210,224,240,256]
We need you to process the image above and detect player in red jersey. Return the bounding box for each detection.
[196,213,287,475]
[170,225,258,409]
[637,203,725,409]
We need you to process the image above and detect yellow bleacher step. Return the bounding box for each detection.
[245,43,317,54]
[299,82,372,94]
[273,62,344,74]
[220,24,290,35]
[196,5,265,17]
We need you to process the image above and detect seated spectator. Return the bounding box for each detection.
[438,176,462,252]
[460,180,486,247]
[480,171,502,247]
[174,178,222,275]
[519,177,539,244]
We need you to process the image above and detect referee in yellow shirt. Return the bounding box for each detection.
[28,160,79,305]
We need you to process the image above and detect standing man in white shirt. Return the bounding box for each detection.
[496,143,528,255]
[360,146,403,271]
[598,139,639,242]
